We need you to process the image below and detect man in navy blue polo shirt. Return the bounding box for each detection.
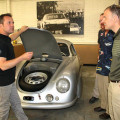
[89,14,105,104]
[0,13,33,120]
[94,16,114,119]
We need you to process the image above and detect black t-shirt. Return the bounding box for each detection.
[0,34,16,86]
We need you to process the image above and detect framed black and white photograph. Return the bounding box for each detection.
[37,0,84,35]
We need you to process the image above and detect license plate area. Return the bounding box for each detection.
[23,96,34,101]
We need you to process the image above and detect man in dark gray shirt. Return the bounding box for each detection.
[103,4,120,120]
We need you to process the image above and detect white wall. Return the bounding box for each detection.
[11,0,37,28]
[0,0,118,44]
[84,0,118,44]
[0,0,7,14]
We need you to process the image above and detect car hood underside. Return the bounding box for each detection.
[20,28,62,60]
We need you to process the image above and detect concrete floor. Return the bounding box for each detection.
[8,65,111,120]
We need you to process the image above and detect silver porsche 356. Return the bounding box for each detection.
[15,28,82,109]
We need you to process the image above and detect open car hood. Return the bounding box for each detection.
[20,28,62,60]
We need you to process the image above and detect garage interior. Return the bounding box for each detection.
[8,44,109,120]
[0,0,118,120]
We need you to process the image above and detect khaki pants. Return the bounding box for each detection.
[92,74,99,98]
[108,81,120,120]
[97,74,109,113]
[0,82,28,120]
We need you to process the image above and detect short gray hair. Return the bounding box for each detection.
[105,4,120,18]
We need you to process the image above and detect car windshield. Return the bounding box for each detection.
[46,14,65,20]
[58,43,70,56]
[71,24,79,28]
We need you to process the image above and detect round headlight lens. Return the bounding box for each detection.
[56,78,70,93]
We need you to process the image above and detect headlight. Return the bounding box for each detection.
[56,78,70,93]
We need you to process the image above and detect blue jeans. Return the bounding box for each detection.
[0,82,28,120]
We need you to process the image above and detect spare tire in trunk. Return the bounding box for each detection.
[19,70,52,92]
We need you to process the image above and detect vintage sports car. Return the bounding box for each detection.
[15,28,82,109]
[70,23,81,34]
[37,13,70,33]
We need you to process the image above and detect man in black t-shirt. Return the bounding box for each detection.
[0,13,33,120]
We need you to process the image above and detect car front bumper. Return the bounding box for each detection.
[21,97,77,109]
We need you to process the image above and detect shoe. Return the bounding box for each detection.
[94,107,106,112]
[99,113,110,119]
[89,97,99,104]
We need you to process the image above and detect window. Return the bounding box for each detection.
[70,44,77,56]
[58,43,70,56]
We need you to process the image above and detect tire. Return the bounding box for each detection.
[19,70,52,92]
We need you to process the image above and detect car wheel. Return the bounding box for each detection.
[19,70,52,92]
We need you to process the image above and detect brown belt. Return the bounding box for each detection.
[111,80,120,83]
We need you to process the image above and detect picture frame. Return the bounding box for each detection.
[37,0,84,37]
